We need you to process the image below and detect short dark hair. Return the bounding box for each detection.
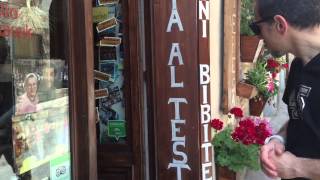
[256,0,320,29]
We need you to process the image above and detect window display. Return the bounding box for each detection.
[92,0,126,144]
[0,0,71,179]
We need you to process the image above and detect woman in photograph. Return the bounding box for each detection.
[16,73,39,115]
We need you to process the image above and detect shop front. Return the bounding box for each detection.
[0,0,217,179]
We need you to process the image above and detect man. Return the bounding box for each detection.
[252,0,320,180]
[16,73,39,115]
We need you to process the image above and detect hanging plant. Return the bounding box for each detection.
[11,0,49,33]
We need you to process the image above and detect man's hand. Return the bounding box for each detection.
[260,139,285,178]
[273,151,299,179]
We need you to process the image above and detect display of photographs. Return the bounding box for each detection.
[93,0,126,144]
[12,59,67,116]
[100,86,122,108]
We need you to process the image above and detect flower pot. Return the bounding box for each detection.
[249,97,267,116]
[240,35,262,62]
[236,82,258,99]
[216,165,236,180]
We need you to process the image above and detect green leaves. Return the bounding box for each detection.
[240,0,255,35]
[245,59,279,99]
[212,126,260,172]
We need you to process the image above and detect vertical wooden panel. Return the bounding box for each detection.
[198,0,214,179]
[150,0,211,179]
[68,0,97,179]
[222,0,240,113]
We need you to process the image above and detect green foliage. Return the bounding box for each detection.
[212,126,260,172]
[240,0,255,35]
[245,59,279,99]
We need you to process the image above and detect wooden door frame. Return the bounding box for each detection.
[67,0,146,179]
[143,0,156,177]
[68,0,97,179]
[127,0,146,179]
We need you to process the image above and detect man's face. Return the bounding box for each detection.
[254,4,286,57]
[26,77,37,98]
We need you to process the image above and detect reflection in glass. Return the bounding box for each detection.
[0,0,71,179]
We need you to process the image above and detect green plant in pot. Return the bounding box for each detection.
[245,58,279,99]
[240,0,261,62]
[211,107,272,174]
[244,58,279,116]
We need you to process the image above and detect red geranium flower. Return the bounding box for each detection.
[282,63,289,69]
[231,119,256,145]
[230,107,243,118]
[267,58,280,69]
[231,117,272,145]
[210,119,223,130]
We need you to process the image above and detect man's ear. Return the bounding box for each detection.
[274,15,288,34]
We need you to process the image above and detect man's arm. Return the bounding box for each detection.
[273,151,320,180]
[297,157,320,180]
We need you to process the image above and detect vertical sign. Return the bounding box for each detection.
[153,0,198,179]
[152,0,211,179]
[198,0,214,180]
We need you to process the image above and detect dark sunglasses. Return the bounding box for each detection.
[249,16,274,35]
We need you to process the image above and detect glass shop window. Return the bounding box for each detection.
[0,0,71,179]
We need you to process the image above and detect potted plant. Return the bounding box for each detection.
[240,0,261,62]
[211,107,272,179]
[244,55,288,116]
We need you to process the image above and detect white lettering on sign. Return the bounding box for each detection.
[198,0,210,38]
[168,98,187,119]
[168,43,184,65]
[167,98,191,179]
[167,0,184,32]
[169,43,184,88]
[200,64,213,180]
[171,119,186,141]
[166,0,190,179]
[202,162,213,180]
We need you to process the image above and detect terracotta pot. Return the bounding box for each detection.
[249,97,267,116]
[236,82,258,99]
[240,35,261,62]
[216,165,236,180]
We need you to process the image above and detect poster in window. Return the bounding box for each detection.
[12,59,67,116]
[11,59,70,174]
[12,98,70,175]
